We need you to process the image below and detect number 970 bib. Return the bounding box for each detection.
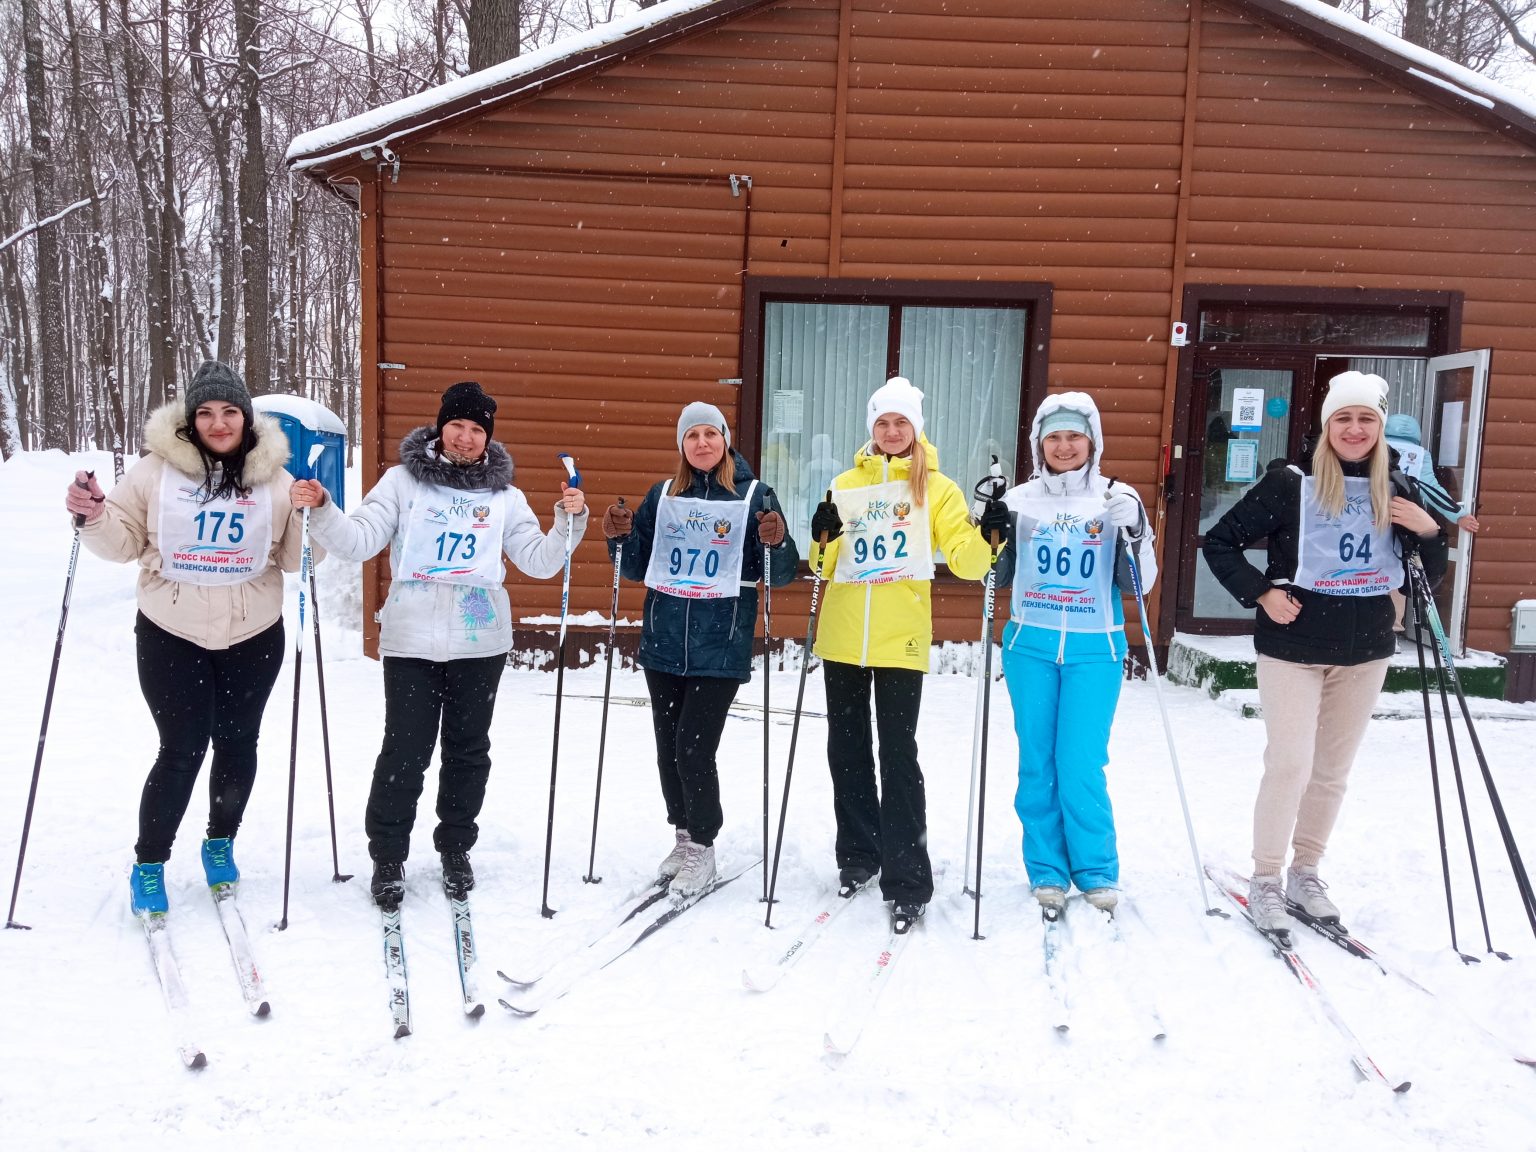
[643,481,755,600]
[831,481,934,585]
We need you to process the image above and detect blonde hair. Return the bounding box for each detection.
[1311,427,1392,535]
[673,450,736,496]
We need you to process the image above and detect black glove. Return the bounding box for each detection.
[810,491,842,543]
[978,500,1010,548]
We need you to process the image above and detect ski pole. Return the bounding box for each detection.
[1409,553,1536,947]
[279,443,327,932]
[582,497,624,886]
[1118,512,1223,919]
[308,564,351,885]
[972,492,1006,942]
[6,475,93,930]
[765,498,833,928]
[760,491,777,904]
[963,457,1006,898]
[1409,580,1476,962]
[540,453,581,918]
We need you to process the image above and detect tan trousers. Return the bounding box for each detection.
[1252,655,1390,876]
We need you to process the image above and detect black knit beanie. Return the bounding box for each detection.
[184,361,254,428]
[437,381,496,439]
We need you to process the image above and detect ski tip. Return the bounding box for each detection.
[822,1033,850,1058]
[1152,1029,1168,1042]
[466,1002,486,1020]
[393,1024,412,1040]
[1393,1081,1412,1094]
[499,998,538,1017]
[252,1000,271,1018]
[186,1051,208,1070]
[1054,1023,1070,1035]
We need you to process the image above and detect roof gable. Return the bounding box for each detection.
[285,0,1536,179]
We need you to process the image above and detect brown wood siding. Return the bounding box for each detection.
[352,0,1536,658]
[1188,2,1536,653]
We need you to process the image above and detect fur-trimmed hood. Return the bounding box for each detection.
[144,402,291,484]
[399,425,514,491]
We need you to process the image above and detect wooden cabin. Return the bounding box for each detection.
[287,0,1536,695]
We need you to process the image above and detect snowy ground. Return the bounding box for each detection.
[3,449,1535,1150]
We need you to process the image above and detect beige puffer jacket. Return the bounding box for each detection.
[79,403,311,649]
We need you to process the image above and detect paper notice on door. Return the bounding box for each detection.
[1225,439,1260,483]
[1438,401,1464,468]
[1231,388,1264,433]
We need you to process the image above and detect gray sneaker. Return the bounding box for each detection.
[1033,885,1067,914]
[1083,887,1119,913]
[1286,865,1342,924]
[670,842,716,898]
[657,828,691,881]
[1249,873,1289,934]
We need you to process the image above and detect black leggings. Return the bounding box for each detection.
[134,612,285,864]
[643,669,740,848]
[823,660,931,904]
[366,654,507,864]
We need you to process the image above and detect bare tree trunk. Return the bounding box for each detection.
[235,0,271,393]
[20,0,70,449]
[468,0,519,72]
[114,0,173,412]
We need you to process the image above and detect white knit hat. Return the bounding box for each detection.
[1320,371,1390,426]
[866,376,925,438]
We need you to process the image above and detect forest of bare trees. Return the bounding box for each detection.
[0,0,1529,463]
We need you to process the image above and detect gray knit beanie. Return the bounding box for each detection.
[676,402,731,451]
[184,361,254,428]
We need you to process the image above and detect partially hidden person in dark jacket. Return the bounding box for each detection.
[601,402,799,899]
[1202,371,1447,937]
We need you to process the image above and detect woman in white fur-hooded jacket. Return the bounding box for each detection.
[65,361,310,918]
[290,381,588,907]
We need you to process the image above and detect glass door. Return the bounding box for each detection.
[1177,356,1307,630]
[1417,350,1491,657]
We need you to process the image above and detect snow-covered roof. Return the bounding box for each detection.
[285,0,1536,178]
[285,0,766,174]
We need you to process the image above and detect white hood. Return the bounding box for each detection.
[1027,391,1106,494]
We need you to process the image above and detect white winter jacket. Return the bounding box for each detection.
[308,426,588,661]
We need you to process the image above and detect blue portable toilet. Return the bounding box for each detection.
[252,395,348,509]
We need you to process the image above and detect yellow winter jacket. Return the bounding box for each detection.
[810,438,992,671]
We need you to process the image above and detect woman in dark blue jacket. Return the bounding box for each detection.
[602,403,799,896]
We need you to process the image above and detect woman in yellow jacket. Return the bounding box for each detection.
[809,377,1001,932]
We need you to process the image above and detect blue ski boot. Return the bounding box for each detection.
[201,837,240,889]
[130,862,168,915]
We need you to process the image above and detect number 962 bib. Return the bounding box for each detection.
[832,481,934,585]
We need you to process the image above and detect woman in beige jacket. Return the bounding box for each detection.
[65,362,311,918]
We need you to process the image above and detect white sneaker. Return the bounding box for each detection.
[1083,887,1119,913]
[657,828,691,881]
[1286,865,1341,924]
[1249,873,1289,934]
[670,842,716,898]
[1033,885,1067,914]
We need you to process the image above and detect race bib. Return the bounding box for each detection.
[397,483,506,587]
[1008,494,1117,631]
[831,480,935,584]
[643,481,756,599]
[1293,475,1404,597]
[1387,438,1426,482]
[157,470,273,586]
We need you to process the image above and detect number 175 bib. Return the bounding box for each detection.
[831,481,934,585]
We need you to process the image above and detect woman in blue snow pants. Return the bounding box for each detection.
[995,392,1157,915]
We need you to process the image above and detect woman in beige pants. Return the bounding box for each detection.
[1202,372,1447,935]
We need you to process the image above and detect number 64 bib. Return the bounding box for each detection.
[1293,475,1403,597]
[832,480,934,585]
[398,483,507,587]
